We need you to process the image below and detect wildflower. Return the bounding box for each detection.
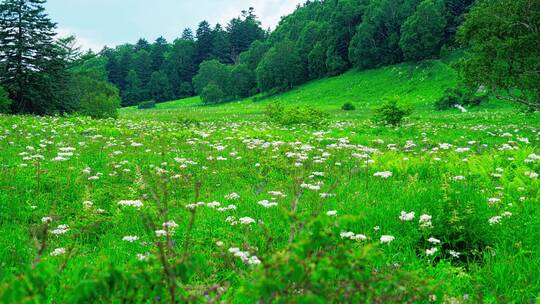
[50,224,69,235]
[136,253,148,261]
[50,247,66,256]
[257,200,277,208]
[488,198,501,204]
[488,216,502,225]
[452,176,465,181]
[225,192,240,200]
[82,201,93,209]
[525,171,538,179]
[419,214,433,228]
[122,236,139,242]
[326,210,337,216]
[216,241,224,247]
[207,201,220,208]
[426,247,438,256]
[163,220,178,230]
[380,235,395,244]
[239,217,256,225]
[373,171,393,179]
[399,211,415,221]
[118,200,144,208]
[427,237,441,244]
[155,230,167,237]
[449,250,461,258]
[41,216,53,223]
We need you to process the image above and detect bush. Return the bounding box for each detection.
[75,77,120,119]
[234,217,435,302]
[373,99,412,126]
[137,100,156,109]
[341,102,356,111]
[201,84,226,104]
[265,103,328,127]
[435,86,487,110]
[0,86,12,113]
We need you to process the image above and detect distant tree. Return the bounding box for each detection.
[134,38,151,52]
[227,7,265,62]
[181,28,194,41]
[256,40,305,92]
[457,0,540,110]
[132,50,152,98]
[163,39,196,98]
[0,0,72,114]
[230,64,256,98]
[326,45,348,76]
[195,21,214,66]
[150,36,169,71]
[349,0,420,69]
[308,42,327,79]
[239,40,270,70]
[212,24,232,63]
[0,86,12,113]
[400,0,447,61]
[148,71,172,102]
[192,60,231,94]
[123,70,143,106]
[200,83,226,104]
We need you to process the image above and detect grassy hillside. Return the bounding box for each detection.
[121,58,513,122]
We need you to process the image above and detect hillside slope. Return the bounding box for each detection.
[121,58,510,122]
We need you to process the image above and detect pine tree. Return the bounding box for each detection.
[150,36,168,71]
[148,71,171,102]
[181,28,194,41]
[0,0,62,113]
[123,70,142,106]
[195,21,214,66]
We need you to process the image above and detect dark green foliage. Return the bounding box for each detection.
[123,70,143,106]
[227,7,266,62]
[192,60,231,94]
[0,0,75,114]
[137,100,156,109]
[211,24,232,64]
[195,21,215,66]
[400,0,447,61]
[76,77,120,119]
[148,71,172,102]
[0,86,12,113]
[256,40,305,92]
[349,0,420,69]
[238,40,270,70]
[230,64,256,98]
[264,103,328,127]
[435,86,487,110]
[457,0,540,110]
[373,99,413,126]
[200,84,226,104]
[308,42,327,79]
[341,101,356,111]
[150,36,168,71]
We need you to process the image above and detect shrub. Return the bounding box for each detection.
[341,102,356,111]
[76,78,120,119]
[373,99,412,126]
[435,86,487,110]
[234,217,435,302]
[137,100,156,109]
[201,84,226,104]
[265,103,328,127]
[0,86,12,113]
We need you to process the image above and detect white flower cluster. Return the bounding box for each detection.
[373,171,393,179]
[118,200,144,208]
[228,247,261,265]
[340,231,367,241]
[399,211,415,221]
[419,214,433,228]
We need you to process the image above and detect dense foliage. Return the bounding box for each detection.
[457,0,540,110]
[0,86,11,113]
[0,0,120,117]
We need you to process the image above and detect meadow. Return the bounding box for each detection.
[0,60,539,303]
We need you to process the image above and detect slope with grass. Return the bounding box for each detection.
[121,58,514,123]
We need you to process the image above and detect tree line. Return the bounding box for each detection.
[1,0,538,115]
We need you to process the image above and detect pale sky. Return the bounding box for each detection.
[44,0,306,52]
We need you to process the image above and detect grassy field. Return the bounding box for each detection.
[1,60,539,303]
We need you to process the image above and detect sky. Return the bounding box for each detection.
[44,0,306,52]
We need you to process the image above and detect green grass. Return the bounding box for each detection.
[1,60,539,303]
